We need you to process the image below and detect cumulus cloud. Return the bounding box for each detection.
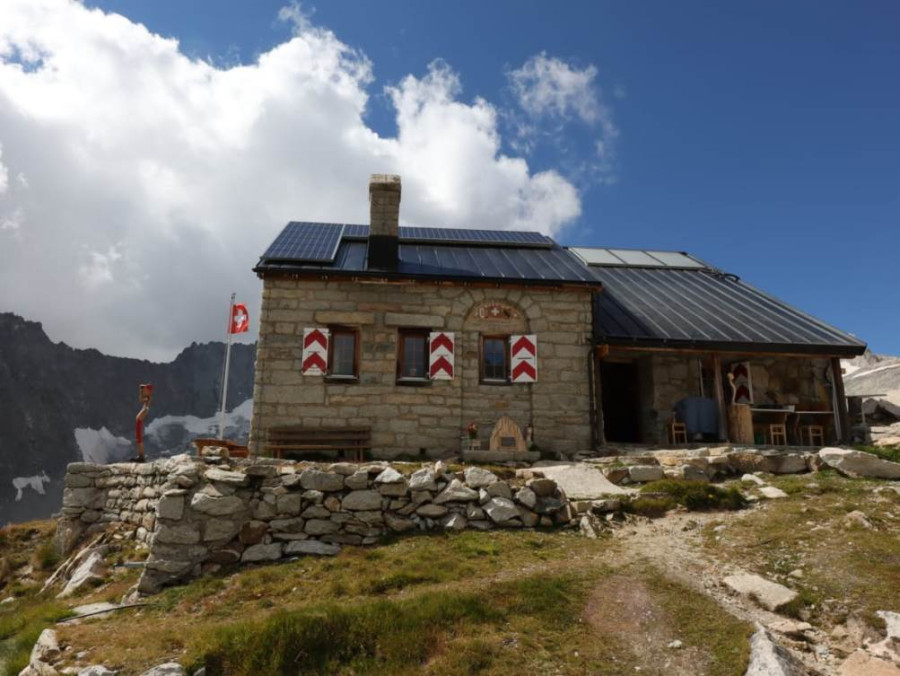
[0,0,583,360]
[506,52,618,179]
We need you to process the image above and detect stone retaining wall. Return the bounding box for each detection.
[57,456,581,595]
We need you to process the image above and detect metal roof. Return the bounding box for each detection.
[590,265,866,356]
[255,222,599,287]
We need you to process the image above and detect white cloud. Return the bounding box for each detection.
[0,0,583,360]
[506,52,618,179]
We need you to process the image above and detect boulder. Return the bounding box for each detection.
[838,650,900,676]
[30,629,60,664]
[767,454,809,475]
[342,490,382,511]
[463,467,498,489]
[819,448,900,480]
[723,574,798,612]
[744,626,810,676]
[284,540,341,556]
[59,551,107,598]
[434,479,479,503]
[299,470,345,492]
[760,486,789,500]
[408,468,437,492]
[483,497,520,524]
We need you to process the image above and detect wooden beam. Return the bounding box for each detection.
[831,357,850,444]
[712,353,729,443]
[591,347,607,447]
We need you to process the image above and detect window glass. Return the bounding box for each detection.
[331,331,356,377]
[400,333,427,379]
[482,337,508,382]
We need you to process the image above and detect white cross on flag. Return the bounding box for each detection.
[230,304,249,334]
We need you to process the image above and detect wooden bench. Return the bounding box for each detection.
[264,426,371,462]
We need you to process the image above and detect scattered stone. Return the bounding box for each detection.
[742,474,767,486]
[838,650,900,676]
[819,447,900,480]
[667,640,683,649]
[627,465,665,483]
[139,664,184,676]
[31,629,61,664]
[723,574,798,612]
[463,466,498,488]
[843,510,874,530]
[78,667,117,676]
[767,620,812,640]
[760,486,789,500]
[59,551,107,598]
[744,626,809,676]
[579,515,604,539]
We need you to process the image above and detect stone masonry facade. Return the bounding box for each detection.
[249,278,594,458]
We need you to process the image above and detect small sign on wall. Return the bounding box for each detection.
[301,328,329,376]
[510,334,537,383]
[429,332,454,380]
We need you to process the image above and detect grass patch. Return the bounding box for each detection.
[0,598,73,676]
[625,480,747,517]
[200,574,584,676]
[854,444,900,463]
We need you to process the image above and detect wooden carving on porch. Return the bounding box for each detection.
[489,415,527,452]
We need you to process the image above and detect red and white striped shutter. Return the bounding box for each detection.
[301,328,329,376]
[510,335,537,383]
[428,331,454,380]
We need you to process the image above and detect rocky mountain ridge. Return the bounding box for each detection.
[0,311,255,525]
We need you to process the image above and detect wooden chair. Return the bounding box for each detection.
[769,424,787,446]
[801,425,825,447]
[669,421,688,445]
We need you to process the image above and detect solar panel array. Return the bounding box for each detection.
[261,222,344,263]
[569,247,706,269]
[326,224,554,247]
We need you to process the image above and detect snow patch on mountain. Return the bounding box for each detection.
[74,427,133,464]
[12,472,50,501]
[144,399,253,455]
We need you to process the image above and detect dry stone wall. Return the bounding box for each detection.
[250,278,594,458]
[57,456,579,595]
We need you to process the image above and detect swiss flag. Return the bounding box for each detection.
[230,304,250,334]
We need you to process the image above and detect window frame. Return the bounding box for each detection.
[326,325,360,381]
[396,328,431,385]
[479,334,511,385]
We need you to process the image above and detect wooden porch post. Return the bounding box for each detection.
[712,353,729,443]
[831,357,850,445]
[593,346,607,448]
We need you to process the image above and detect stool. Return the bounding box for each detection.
[669,421,688,445]
[769,424,787,446]
[801,425,824,447]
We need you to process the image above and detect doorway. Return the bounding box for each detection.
[600,360,642,443]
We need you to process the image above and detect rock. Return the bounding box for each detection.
[276,494,302,515]
[838,650,900,676]
[408,468,437,491]
[768,454,809,475]
[299,470,345,492]
[466,504,485,520]
[156,493,185,520]
[667,640,683,649]
[189,493,245,517]
[78,667,117,676]
[31,629,60,664]
[378,482,408,497]
[269,517,306,533]
[579,515,604,539]
[819,448,900,480]
[591,499,621,513]
[760,486,789,500]
[59,551,107,598]
[515,487,537,509]
[526,478,558,497]
[433,479,479,503]
[203,519,239,542]
[602,467,630,484]
[154,524,201,545]
[342,490,382,511]
[384,512,416,532]
[483,497,520,524]
[627,465,664,483]
[517,507,539,527]
[463,467,498,488]
[139,664,184,676]
[767,620,812,639]
[301,505,331,519]
[485,481,512,499]
[304,519,340,535]
[344,471,369,490]
[327,463,358,476]
[284,540,341,556]
[415,503,448,518]
[744,626,809,676]
[843,510,874,529]
[240,543,282,563]
[203,469,249,486]
[723,574,798,612]
[374,467,404,484]
[443,514,467,530]
[878,610,900,639]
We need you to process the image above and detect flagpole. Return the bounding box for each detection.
[219,292,235,440]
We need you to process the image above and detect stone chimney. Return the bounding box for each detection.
[367,174,401,271]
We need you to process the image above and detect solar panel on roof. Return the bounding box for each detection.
[569,247,708,269]
[644,251,704,268]
[342,224,369,239]
[399,227,553,247]
[261,222,344,263]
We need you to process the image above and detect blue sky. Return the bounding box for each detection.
[1,1,897,357]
